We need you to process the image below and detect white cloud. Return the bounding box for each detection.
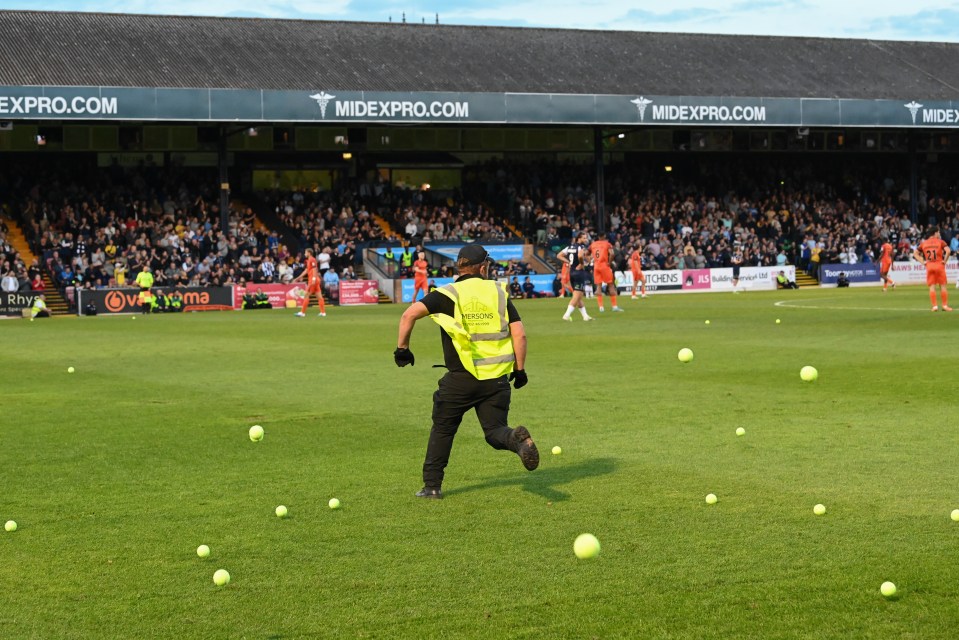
[441,0,959,41]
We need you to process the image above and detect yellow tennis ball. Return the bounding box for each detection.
[800,366,818,382]
[552,446,562,455]
[328,498,341,510]
[880,581,896,597]
[705,493,718,505]
[951,509,959,522]
[275,505,288,518]
[249,425,264,442]
[678,348,694,363]
[573,533,600,559]
[197,544,210,558]
[813,504,826,516]
[735,427,745,436]
[67,366,75,373]
[4,520,17,532]
[213,569,230,586]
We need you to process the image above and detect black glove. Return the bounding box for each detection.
[509,369,528,389]
[394,347,415,367]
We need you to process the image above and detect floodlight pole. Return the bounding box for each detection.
[218,125,230,237]
[593,127,606,236]
[908,136,919,223]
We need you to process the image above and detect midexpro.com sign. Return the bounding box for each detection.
[311,92,469,120]
[0,95,117,116]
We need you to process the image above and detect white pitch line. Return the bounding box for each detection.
[774,298,933,312]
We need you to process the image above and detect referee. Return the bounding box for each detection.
[394,244,538,499]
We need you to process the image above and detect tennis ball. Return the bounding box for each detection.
[213,569,231,586]
[951,509,959,522]
[704,320,710,325]
[880,581,896,597]
[776,318,781,324]
[552,446,562,455]
[800,365,818,382]
[735,427,745,436]
[67,366,75,373]
[197,544,210,558]
[678,348,694,363]
[813,504,826,516]
[328,498,341,510]
[705,493,718,505]
[249,425,264,442]
[275,505,288,518]
[4,520,16,532]
[573,533,600,559]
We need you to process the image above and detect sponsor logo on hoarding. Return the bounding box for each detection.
[904,101,922,124]
[311,92,469,120]
[634,97,766,123]
[0,95,117,116]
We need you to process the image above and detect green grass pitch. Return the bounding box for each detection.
[2,286,959,638]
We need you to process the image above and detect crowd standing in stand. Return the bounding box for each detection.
[5,156,959,309]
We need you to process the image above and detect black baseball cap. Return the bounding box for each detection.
[457,244,489,266]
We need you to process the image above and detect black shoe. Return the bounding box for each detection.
[415,487,443,499]
[510,426,539,471]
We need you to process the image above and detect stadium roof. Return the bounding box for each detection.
[2,10,959,100]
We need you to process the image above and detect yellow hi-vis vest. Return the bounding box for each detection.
[430,279,515,380]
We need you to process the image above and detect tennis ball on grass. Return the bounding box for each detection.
[678,348,694,363]
[249,425,264,442]
[552,446,562,455]
[735,427,745,436]
[951,509,959,522]
[197,545,210,558]
[880,581,896,597]
[573,534,600,559]
[813,504,826,516]
[328,498,341,510]
[4,520,16,532]
[800,366,818,382]
[705,493,718,505]
[213,569,230,586]
[67,366,75,373]
[275,505,288,518]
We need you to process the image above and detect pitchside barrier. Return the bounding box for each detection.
[232,281,380,308]
[614,266,796,294]
[57,260,959,317]
[819,260,959,287]
[0,291,44,317]
[72,282,382,315]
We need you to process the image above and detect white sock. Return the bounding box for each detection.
[564,305,574,318]
[579,306,590,318]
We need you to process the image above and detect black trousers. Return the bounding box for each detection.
[423,371,512,488]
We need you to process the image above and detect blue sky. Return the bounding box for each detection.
[2,0,959,41]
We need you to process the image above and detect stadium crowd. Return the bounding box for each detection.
[5,163,381,302]
[484,157,959,277]
[5,155,959,305]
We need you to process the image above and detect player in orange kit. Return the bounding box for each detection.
[292,247,327,317]
[912,227,951,311]
[412,252,430,302]
[559,262,573,298]
[879,241,896,291]
[628,243,646,299]
[589,234,622,312]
